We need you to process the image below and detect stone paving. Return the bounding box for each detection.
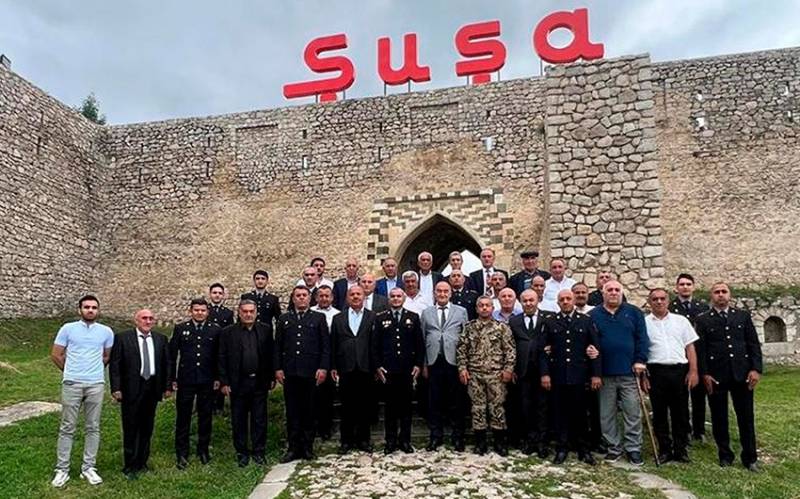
[0,401,61,427]
[275,448,696,499]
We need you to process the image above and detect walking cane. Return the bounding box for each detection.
[635,369,660,466]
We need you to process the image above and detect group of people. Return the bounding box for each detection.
[48,248,764,488]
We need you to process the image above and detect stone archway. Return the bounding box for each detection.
[395,213,483,272]
[764,316,788,343]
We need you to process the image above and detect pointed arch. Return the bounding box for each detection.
[394,211,484,271]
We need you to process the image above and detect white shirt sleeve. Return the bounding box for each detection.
[680,315,699,346]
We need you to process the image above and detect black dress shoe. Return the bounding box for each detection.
[399,442,414,454]
[452,438,465,452]
[673,453,691,463]
[124,471,138,481]
[579,452,596,465]
[338,443,353,455]
[537,446,551,459]
[657,452,673,464]
[358,442,373,453]
[237,454,250,467]
[252,454,267,465]
[384,443,397,455]
[304,447,316,460]
[176,456,189,470]
[719,458,734,467]
[198,452,211,465]
[745,462,760,473]
[553,450,568,464]
[280,451,299,463]
[426,438,443,451]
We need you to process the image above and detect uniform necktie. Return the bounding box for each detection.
[683,301,691,313]
[141,335,151,380]
[394,311,401,323]
[720,310,728,321]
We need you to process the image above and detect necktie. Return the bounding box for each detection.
[141,335,151,380]
[439,306,447,328]
[527,315,535,333]
[394,311,401,323]
[720,310,727,321]
[485,269,492,295]
[683,301,691,313]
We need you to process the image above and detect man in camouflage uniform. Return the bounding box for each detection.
[457,296,516,455]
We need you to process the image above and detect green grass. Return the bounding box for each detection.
[0,317,286,499]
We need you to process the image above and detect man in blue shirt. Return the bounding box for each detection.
[50,295,115,488]
[589,280,649,466]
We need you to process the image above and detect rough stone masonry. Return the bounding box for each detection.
[0,48,798,325]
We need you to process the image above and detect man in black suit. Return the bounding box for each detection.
[372,287,425,454]
[669,272,710,441]
[333,257,360,311]
[469,247,508,297]
[109,309,172,479]
[695,282,762,471]
[331,285,377,453]
[170,298,220,469]
[240,270,281,328]
[218,300,275,467]
[208,283,234,328]
[449,269,479,321]
[509,250,551,297]
[274,286,330,462]
[508,289,552,457]
[540,290,602,465]
[360,272,389,313]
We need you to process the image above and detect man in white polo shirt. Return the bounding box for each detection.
[50,295,115,487]
[644,288,699,464]
[540,259,576,313]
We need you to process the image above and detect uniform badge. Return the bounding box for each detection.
[383,320,392,327]
[183,331,190,337]
[406,319,412,325]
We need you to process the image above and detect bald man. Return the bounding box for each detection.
[109,309,172,478]
[333,257,361,311]
[361,272,389,313]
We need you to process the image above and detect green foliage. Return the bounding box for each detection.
[76,92,107,125]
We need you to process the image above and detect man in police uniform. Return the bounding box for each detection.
[169,298,220,468]
[241,270,281,328]
[540,289,602,465]
[274,286,330,462]
[208,283,234,329]
[669,272,710,441]
[372,287,424,454]
[509,250,550,297]
[695,282,762,471]
[449,269,479,320]
[457,296,516,456]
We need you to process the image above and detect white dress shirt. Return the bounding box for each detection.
[136,329,156,378]
[576,304,595,314]
[541,276,577,312]
[418,272,435,306]
[296,277,334,288]
[310,305,340,328]
[383,276,399,293]
[493,298,523,315]
[348,308,364,336]
[482,267,496,295]
[365,294,375,311]
[645,312,699,364]
[403,293,429,316]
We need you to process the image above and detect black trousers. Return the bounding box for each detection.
[230,378,268,458]
[708,379,757,465]
[339,371,373,446]
[121,378,160,472]
[314,377,334,437]
[690,382,707,437]
[284,375,316,454]
[586,389,603,449]
[175,382,215,458]
[553,384,588,453]
[504,381,523,445]
[384,372,414,445]
[520,370,549,446]
[648,363,690,455]
[428,356,466,441]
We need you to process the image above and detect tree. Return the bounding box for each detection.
[76,92,106,125]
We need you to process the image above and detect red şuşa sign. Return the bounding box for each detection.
[283,8,604,102]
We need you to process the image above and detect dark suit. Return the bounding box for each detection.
[208,304,234,328]
[169,320,220,459]
[109,329,171,473]
[365,293,389,313]
[274,309,330,455]
[695,308,762,465]
[240,290,281,328]
[450,288,479,321]
[540,312,601,453]
[509,269,551,297]
[469,268,509,296]
[218,322,274,459]
[371,308,424,446]
[375,277,403,297]
[331,308,376,447]
[508,311,550,449]
[670,296,710,438]
[332,278,358,311]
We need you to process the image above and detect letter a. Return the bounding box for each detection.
[533,8,604,64]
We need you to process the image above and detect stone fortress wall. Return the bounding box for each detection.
[0,47,798,353]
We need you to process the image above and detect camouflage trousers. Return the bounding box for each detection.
[467,372,507,430]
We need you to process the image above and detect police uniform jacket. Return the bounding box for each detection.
[539,311,601,385]
[371,308,424,374]
[450,288,479,320]
[508,310,551,379]
[695,308,762,384]
[240,290,281,327]
[208,304,234,328]
[169,320,220,386]
[669,297,709,326]
[509,269,551,297]
[274,310,330,378]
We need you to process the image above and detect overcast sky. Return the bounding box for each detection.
[2,0,799,124]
